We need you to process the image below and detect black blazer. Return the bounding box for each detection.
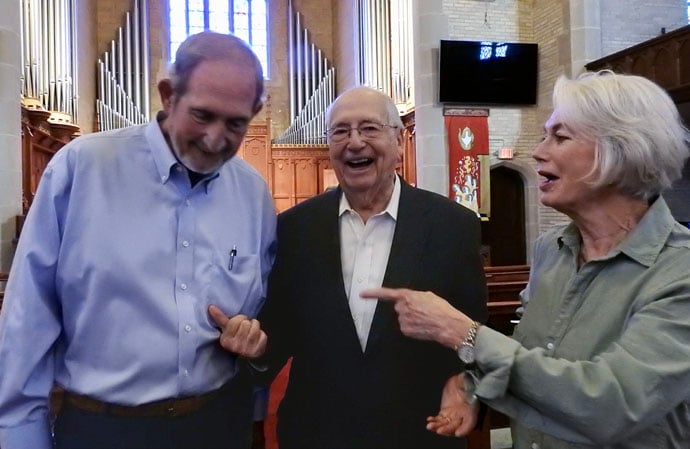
[259,179,488,449]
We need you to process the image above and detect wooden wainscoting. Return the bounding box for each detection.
[269,146,331,213]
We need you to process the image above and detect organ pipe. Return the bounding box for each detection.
[357,0,413,110]
[274,0,336,145]
[20,0,78,121]
[96,0,150,131]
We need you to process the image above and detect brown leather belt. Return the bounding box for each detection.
[63,385,225,418]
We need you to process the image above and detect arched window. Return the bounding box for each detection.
[169,0,269,77]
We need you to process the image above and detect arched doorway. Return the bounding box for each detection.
[481,166,526,266]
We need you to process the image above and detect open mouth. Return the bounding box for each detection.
[537,170,559,188]
[346,158,374,168]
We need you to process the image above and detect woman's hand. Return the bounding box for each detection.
[360,287,474,349]
[426,373,479,437]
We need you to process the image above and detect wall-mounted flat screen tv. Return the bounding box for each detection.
[439,40,538,106]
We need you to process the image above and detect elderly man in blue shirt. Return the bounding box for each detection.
[0,31,276,449]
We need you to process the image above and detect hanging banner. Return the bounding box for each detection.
[445,112,490,217]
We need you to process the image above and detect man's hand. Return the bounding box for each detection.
[208,305,267,359]
[426,373,478,437]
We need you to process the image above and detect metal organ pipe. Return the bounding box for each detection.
[355,0,413,110]
[288,0,296,121]
[20,0,80,120]
[274,0,336,145]
[96,0,150,131]
[141,0,150,120]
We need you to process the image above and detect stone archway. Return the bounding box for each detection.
[482,159,540,265]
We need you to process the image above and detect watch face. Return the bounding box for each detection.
[458,343,475,364]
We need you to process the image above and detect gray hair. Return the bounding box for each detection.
[552,70,690,199]
[169,31,264,110]
[326,86,404,129]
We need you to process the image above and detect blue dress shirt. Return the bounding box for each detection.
[0,118,277,449]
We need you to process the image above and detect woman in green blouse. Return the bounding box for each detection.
[363,70,690,449]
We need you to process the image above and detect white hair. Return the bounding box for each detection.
[553,70,690,199]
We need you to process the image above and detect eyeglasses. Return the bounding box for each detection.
[325,122,398,143]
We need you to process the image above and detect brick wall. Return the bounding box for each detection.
[601,0,688,56]
[441,0,571,238]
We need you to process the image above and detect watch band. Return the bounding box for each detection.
[456,320,480,364]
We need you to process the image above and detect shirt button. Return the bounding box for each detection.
[531,443,540,449]
[185,199,191,206]
[180,283,188,290]
[184,325,192,332]
[546,342,554,350]
[357,277,364,283]
[161,176,168,182]
[183,369,189,377]
[182,240,190,247]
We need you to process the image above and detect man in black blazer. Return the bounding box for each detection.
[257,87,488,449]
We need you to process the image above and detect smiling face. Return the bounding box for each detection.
[327,89,403,210]
[532,109,600,215]
[158,59,260,174]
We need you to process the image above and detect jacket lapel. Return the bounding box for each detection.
[315,187,351,302]
[365,179,431,355]
[314,188,366,350]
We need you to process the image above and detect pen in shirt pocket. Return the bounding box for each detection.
[228,245,237,270]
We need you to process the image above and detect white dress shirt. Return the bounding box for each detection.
[339,177,400,350]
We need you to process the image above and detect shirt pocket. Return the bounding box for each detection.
[203,252,263,318]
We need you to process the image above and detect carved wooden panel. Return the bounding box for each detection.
[586,25,690,102]
[653,47,676,89]
[270,158,294,212]
[679,40,690,85]
[401,110,417,186]
[268,147,330,212]
[240,135,269,181]
[20,107,76,216]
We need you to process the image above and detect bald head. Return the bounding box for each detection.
[326,87,403,130]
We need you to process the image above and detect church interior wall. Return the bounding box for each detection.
[1,0,689,271]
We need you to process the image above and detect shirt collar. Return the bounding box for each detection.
[146,114,178,185]
[557,196,675,267]
[339,174,401,221]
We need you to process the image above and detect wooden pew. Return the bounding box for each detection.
[467,265,529,448]
[485,264,528,336]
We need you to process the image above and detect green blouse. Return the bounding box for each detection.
[471,197,690,449]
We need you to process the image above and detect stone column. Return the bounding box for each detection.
[570,0,602,77]
[0,1,22,272]
[411,0,449,196]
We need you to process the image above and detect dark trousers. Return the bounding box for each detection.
[53,370,253,449]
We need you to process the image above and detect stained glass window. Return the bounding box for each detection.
[169,0,269,77]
